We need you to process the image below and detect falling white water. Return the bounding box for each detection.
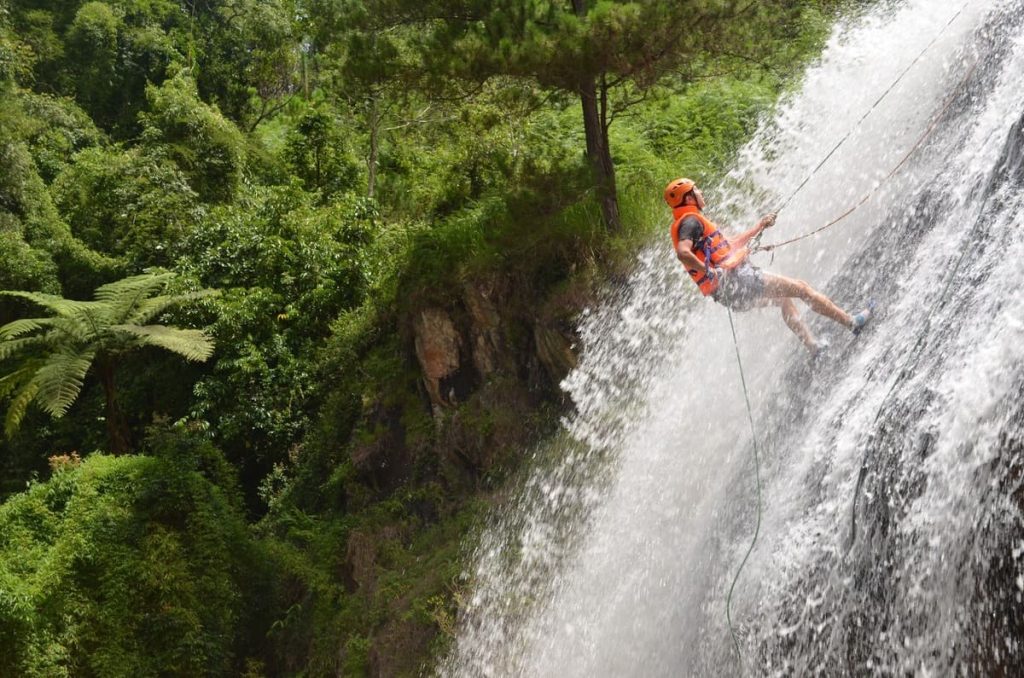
[442,0,1024,675]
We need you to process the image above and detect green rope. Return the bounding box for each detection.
[724,308,763,671]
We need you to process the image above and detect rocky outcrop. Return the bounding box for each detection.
[462,281,503,378]
[412,307,462,413]
[410,279,582,421]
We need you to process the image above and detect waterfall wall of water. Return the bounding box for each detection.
[443,0,1024,674]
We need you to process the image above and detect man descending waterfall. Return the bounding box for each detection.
[664,178,873,355]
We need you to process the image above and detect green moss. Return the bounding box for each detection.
[342,635,371,675]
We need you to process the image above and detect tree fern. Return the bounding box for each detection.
[0,318,54,340]
[0,364,38,401]
[0,271,217,452]
[93,271,177,304]
[0,336,52,361]
[95,271,178,322]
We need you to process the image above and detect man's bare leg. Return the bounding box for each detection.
[775,298,819,352]
[761,273,854,329]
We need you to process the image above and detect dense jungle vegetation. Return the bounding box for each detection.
[0,0,849,674]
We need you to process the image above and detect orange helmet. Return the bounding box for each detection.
[664,177,696,208]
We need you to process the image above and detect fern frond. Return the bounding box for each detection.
[41,317,94,343]
[0,318,54,340]
[94,272,176,303]
[96,272,175,322]
[0,291,101,318]
[0,364,40,401]
[127,289,219,325]
[5,380,40,436]
[30,348,96,418]
[111,325,215,362]
[0,335,52,361]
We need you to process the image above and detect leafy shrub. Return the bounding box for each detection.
[65,2,121,123]
[19,93,103,183]
[285,108,360,201]
[176,185,378,501]
[140,72,248,203]
[0,436,257,677]
[52,145,203,267]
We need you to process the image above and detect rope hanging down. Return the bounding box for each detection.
[754,1,974,254]
[724,308,763,671]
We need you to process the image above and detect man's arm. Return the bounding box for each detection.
[674,217,712,275]
[730,212,776,249]
[676,239,711,275]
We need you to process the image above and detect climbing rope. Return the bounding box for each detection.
[755,1,974,255]
[724,308,763,670]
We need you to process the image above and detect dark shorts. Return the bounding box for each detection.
[713,262,766,311]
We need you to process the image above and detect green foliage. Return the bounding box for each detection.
[141,72,248,203]
[12,0,179,134]
[0,440,258,677]
[65,2,121,120]
[0,111,116,296]
[0,229,60,294]
[177,186,377,498]
[52,145,204,267]
[254,491,484,676]
[190,0,301,127]
[11,9,64,86]
[19,92,103,183]
[0,11,34,87]
[284,108,360,200]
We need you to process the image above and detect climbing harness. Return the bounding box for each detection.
[721,3,976,668]
[724,308,763,671]
[753,1,975,257]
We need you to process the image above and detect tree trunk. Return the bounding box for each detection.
[99,359,131,455]
[367,95,380,199]
[572,0,621,231]
[315,142,322,192]
[577,74,621,232]
[302,50,310,99]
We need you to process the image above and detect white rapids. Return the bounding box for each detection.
[441,0,1024,675]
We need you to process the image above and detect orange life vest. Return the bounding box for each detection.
[669,205,749,296]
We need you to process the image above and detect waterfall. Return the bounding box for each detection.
[442,0,1024,674]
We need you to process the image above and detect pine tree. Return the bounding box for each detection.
[357,0,798,230]
[0,271,216,454]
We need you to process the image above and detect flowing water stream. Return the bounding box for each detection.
[442,0,1024,674]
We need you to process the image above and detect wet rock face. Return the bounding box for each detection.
[463,281,503,378]
[534,323,578,385]
[412,283,580,417]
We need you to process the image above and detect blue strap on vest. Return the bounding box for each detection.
[703,238,716,282]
